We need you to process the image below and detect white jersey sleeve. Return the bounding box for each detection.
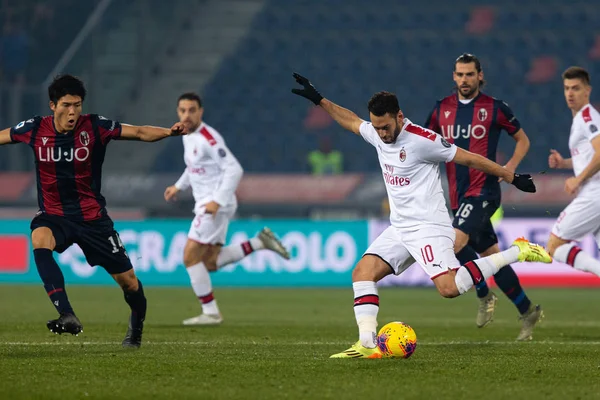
[204,140,244,206]
[582,105,600,141]
[359,120,377,146]
[174,168,191,191]
[174,137,191,190]
[417,133,457,164]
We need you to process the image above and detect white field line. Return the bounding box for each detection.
[1,340,600,346]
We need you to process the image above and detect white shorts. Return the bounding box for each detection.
[364,225,461,279]
[188,205,236,245]
[552,195,600,244]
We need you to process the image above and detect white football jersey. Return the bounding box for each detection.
[569,104,600,197]
[174,122,243,213]
[360,119,458,230]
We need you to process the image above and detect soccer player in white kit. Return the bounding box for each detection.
[164,93,290,325]
[546,67,600,278]
[291,73,552,358]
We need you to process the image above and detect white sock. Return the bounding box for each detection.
[353,281,379,348]
[454,246,520,294]
[186,262,220,315]
[216,238,264,268]
[554,243,600,277]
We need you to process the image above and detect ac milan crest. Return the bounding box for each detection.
[399,147,406,162]
[79,131,90,146]
[478,108,488,122]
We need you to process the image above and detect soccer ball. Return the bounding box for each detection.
[376,321,417,359]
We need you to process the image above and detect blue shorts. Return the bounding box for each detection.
[452,197,500,254]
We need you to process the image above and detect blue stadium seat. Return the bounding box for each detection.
[148,0,600,174]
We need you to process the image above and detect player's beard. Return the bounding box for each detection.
[383,123,401,144]
[458,83,478,99]
[183,120,200,132]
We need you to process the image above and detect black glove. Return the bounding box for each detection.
[511,173,536,193]
[291,72,323,105]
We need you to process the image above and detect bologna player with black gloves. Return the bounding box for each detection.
[425,53,542,341]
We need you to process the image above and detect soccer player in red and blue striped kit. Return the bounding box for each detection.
[425,54,542,341]
[0,75,189,347]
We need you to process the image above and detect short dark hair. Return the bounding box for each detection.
[48,74,86,104]
[562,66,590,85]
[368,91,400,117]
[178,92,202,108]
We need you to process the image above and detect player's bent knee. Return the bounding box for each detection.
[433,274,460,298]
[183,253,200,268]
[183,241,208,267]
[31,227,56,250]
[438,285,459,298]
[546,234,567,256]
[352,255,391,282]
[113,269,139,292]
[453,230,469,253]
[203,247,220,271]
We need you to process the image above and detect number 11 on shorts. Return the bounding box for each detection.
[421,245,434,264]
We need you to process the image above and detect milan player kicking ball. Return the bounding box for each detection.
[291,72,552,358]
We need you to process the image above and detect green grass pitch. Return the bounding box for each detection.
[1,286,599,399]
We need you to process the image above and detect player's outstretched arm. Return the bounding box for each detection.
[291,73,363,135]
[0,128,13,145]
[452,147,536,193]
[120,123,188,142]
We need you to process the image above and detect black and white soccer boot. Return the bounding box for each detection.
[47,313,83,335]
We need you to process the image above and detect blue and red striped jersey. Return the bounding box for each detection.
[10,114,122,221]
[425,92,521,210]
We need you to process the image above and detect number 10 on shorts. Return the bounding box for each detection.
[420,245,434,264]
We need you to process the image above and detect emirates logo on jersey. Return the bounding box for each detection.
[79,131,90,146]
[478,108,488,122]
[399,147,406,162]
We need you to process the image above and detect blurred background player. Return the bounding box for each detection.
[425,53,542,341]
[307,136,343,175]
[546,67,600,278]
[291,72,551,358]
[164,93,290,326]
[0,74,188,348]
